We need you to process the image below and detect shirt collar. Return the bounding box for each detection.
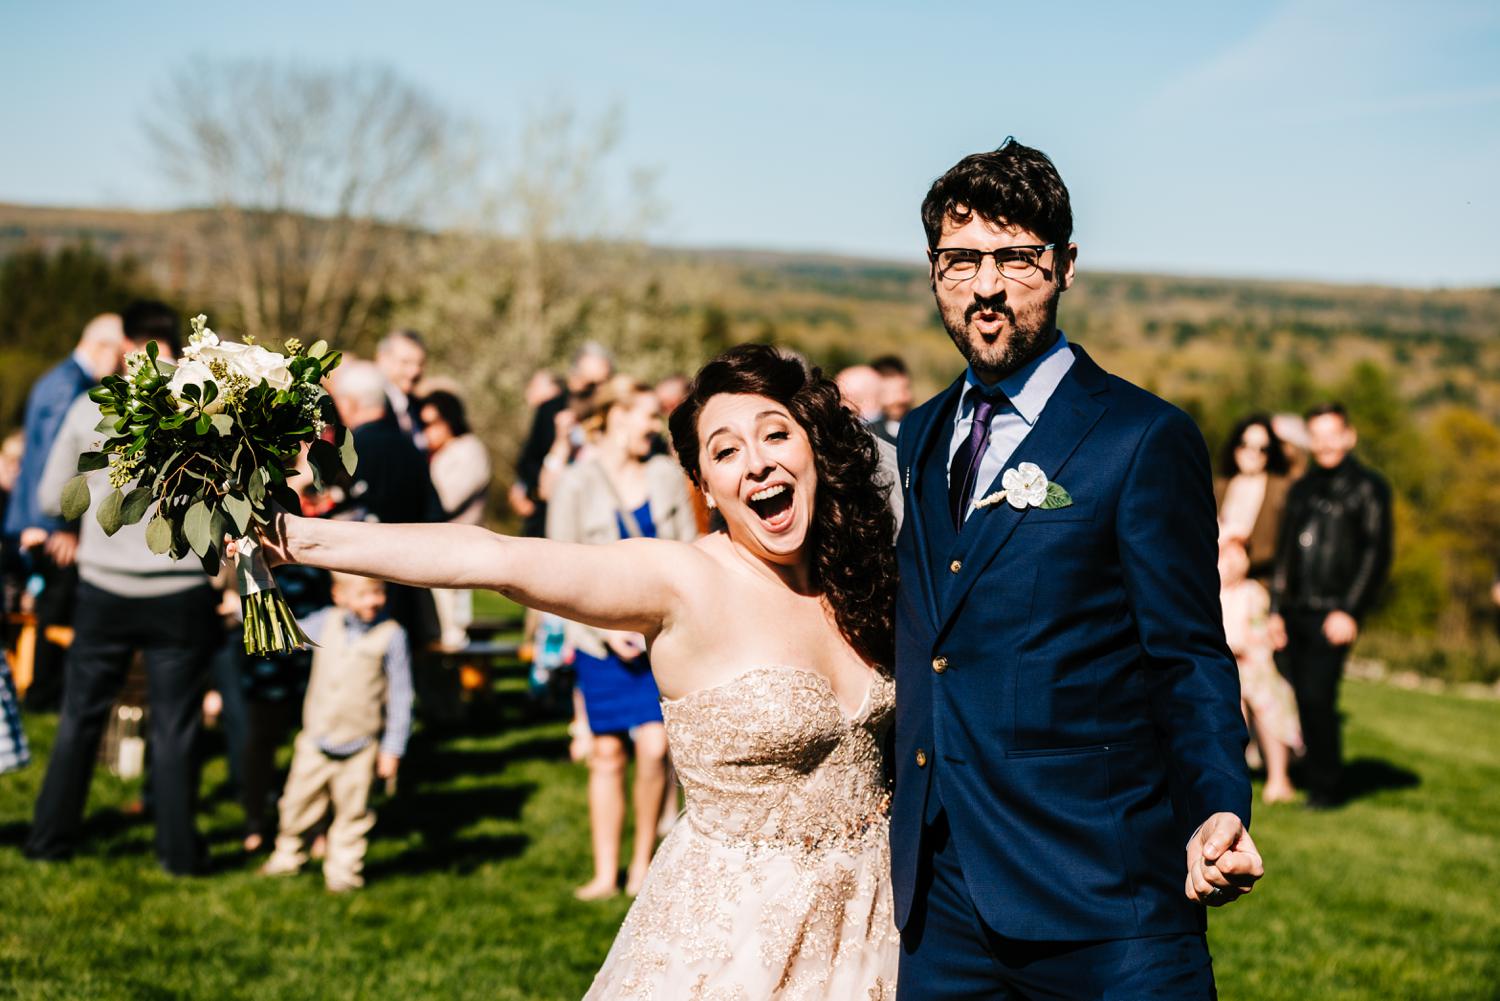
[72,349,97,380]
[961,330,1073,427]
[343,610,387,633]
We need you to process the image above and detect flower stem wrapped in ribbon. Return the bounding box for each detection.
[61,315,356,654]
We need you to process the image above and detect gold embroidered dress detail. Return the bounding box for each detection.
[583,666,898,1000]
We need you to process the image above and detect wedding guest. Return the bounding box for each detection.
[546,375,697,899]
[835,364,884,425]
[1,651,28,775]
[654,374,690,417]
[25,305,219,875]
[1215,413,1292,581]
[515,343,614,537]
[1219,539,1302,804]
[525,369,564,411]
[237,564,328,851]
[260,573,411,892]
[869,354,913,445]
[1272,412,1310,480]
[5,313,125,711]
[328,361,441,649]
[1,432,26,614]
[419,389,492,649]
[375,329,428,450]
[1270,402,1392,810]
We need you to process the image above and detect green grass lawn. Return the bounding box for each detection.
[2,673,1497,1000]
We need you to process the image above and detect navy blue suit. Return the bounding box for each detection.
[891,344,1249,996]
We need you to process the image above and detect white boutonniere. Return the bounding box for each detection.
[974,461,1074,511]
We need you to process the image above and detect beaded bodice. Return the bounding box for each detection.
[660,666,894,855]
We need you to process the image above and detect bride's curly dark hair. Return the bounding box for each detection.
[669,344,898,669]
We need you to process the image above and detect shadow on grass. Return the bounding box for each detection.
[368,781,536,876]
[412,734,571,785]
[1339,756,1420,803]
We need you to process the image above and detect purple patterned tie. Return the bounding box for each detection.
[949,386,1007,528]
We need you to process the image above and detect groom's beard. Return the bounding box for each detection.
[937,284,1063,383]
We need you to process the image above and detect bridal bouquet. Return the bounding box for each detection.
[61,315,355,654]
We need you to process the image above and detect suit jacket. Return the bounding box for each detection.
[515,393,569,537]
[3,355,95,539]
[344,419,442,526]
[890,343,1249,941]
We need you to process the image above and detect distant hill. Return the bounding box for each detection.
[5,201,1498,429]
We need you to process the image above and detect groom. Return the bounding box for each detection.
[891,140,1262,998]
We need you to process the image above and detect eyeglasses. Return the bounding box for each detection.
[930,244,1056,282]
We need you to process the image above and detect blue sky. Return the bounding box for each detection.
[2,0,1497,287]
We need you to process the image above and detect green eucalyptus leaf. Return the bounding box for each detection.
[1039,482,1074,510]
[184,501,213,557]
[145,515,173,555]
[308,339,328,359]
[120,487,153,526]
[155,359,176,378]
[76,451,109,472]
[248,467,267,505]
[60,475,93,520]
[195,413,212,436]
[94,414,118,435]
[88,386,113,406]
[270,482,300,512]
[97,488,125,536]
[307,439,340,492]
[224,492,252,535]
[339,429,358,476]
[210,413,235,437]
[210,508,234,553]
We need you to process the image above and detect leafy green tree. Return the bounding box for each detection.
[0,245,156,433]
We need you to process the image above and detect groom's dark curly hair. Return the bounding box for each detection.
[669,344,897,670]
[921,137,1073,250]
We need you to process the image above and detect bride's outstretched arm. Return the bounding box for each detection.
[269,513,698,636]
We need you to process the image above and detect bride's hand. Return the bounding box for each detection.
[223,509,296,567]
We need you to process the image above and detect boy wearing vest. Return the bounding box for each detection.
[260,573,412,891]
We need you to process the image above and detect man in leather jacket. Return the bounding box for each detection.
[1269,402,1392,808]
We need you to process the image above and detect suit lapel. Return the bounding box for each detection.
[936,348,1110,633]
[904,377,965,631]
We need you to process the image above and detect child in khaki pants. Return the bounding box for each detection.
[260,573,412,891]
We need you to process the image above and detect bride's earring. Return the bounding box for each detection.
[705,495,717,510]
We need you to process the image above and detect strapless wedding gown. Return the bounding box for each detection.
[583,665,899,1000]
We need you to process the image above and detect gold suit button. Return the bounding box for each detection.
[949,559,962,574]
[915,748,928,768]
[932,656,948,674]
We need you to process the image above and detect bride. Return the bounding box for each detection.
[246,344,901,998]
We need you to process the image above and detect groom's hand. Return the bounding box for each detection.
[1185,812,1263,906]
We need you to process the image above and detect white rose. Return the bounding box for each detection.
[197,342,295,392]
[1001,462,1049,510]
[225,342,295,392]
[167,358,227,414]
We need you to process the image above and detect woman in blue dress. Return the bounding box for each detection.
[546,376,698,899]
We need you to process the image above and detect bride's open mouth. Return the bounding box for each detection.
[746,482,796,531]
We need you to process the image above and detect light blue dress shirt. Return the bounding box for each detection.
[947,331,1076,522]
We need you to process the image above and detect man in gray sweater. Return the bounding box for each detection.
[24,301,219,875]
